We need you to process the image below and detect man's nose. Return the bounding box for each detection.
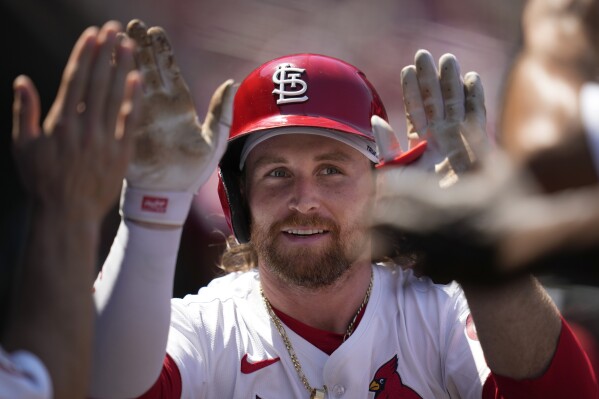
[288,177,320,214]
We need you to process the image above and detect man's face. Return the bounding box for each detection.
[244,134,375,289]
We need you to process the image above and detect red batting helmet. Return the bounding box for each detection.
[218,53,389,243]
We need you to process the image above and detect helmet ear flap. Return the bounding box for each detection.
[236,171,251,239]
[218,138,252,244]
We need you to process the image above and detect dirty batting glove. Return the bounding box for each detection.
[400,50,488,187]
[120,20,235,226]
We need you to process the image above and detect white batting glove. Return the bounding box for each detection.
[120,20,235,226]
[399,50,488,187]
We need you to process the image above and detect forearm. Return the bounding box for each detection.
[4,204,101,399]
[90,219,182,398]
[462,275,561,379]
[485,319,598,399]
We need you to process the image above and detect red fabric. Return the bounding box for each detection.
[136,354,182,399]
[481,319,599,399]
[273,305,366,355]
[569,320,599,380]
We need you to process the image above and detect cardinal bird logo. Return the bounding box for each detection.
[369,355,423,398]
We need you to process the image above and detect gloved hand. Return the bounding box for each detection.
[373,50,488,187]
[372,151,599,284]
[372,50,490,276]
[120,19,235,226]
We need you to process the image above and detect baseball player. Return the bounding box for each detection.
[89,19,597,399]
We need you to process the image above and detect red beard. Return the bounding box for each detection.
[251,213,363,288]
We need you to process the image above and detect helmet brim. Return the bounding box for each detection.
[231,114,375,143]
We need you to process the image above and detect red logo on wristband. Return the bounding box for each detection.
[142,196,168,213]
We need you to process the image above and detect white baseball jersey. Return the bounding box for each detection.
[166,264,489,399]
[0,346,52,399]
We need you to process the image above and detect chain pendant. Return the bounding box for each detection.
[311,388,326,399]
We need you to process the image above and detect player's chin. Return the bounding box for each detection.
[273,243,331,264]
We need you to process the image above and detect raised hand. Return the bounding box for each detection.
[12,21,142,221]
[400,50,488,187]
[8,21,142,399]
[120,19,235,225]
[371,50,489,274]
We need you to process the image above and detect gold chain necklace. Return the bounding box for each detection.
[260,273,373,399]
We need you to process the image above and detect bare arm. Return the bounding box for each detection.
[378,1,599,389]
[374,44,584,382]
[4,22,141,398]
[461,277,561,379]
[466,0,598,379]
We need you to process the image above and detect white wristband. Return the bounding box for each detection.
[120,181,194,226]
[580,82,599,176]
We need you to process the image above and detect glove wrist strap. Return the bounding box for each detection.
[120,182,194,226]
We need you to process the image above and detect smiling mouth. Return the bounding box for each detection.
[284,229,327,236]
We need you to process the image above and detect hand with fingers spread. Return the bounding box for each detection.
[391,50,488,187]
[371,51,491,268]
[120,19,235,226]
[6,21,142,399]
[13,22,142,220]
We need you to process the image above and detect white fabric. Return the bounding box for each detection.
[580,82,599,177]
[90,220,182,398]
[0,346,52,399]
[167,264,490,399]
[119,181,194,226]
[239,127,380,169]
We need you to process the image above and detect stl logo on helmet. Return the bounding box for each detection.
[272,63,309,105]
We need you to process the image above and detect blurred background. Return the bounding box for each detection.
[2,0,598,375]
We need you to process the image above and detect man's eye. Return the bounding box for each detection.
[268,169,288,177]
[321,167,340,175]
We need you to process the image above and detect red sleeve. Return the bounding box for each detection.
[482,318,598,399]
[136,354,182,399]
